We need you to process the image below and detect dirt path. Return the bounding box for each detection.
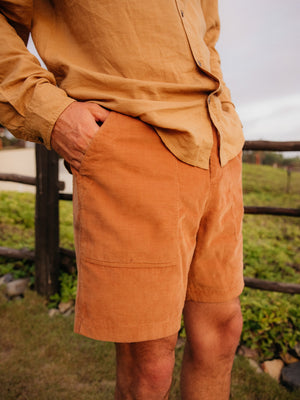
[0,148,72,193]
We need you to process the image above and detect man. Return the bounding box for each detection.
[0,1,244,399]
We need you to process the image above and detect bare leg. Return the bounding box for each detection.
[181,298,243,400]
[115,333,178,400]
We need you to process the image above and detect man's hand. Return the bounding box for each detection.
[51,102,110,172]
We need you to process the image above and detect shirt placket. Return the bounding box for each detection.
[175,0,224,151]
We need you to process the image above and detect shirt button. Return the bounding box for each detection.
[197,60,202,67]
[180,10,184,17]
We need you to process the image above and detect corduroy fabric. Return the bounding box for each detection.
[72,112,244,343]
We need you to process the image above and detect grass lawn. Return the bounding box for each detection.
[1,289,300,400]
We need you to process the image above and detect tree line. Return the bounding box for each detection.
[243,150,300,168]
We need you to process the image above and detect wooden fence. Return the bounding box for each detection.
[0,141,300,297]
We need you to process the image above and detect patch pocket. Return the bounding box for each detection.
[78,111,114,175]
[75,114,180,267]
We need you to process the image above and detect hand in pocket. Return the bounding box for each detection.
[51,102,110,172]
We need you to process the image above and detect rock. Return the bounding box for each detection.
[58,300,74,314]
[48,308,60,317]
[237,345,259,360]
[0,273,14,286]
[63,306,75,317]
[5,278,30,297]
[294,343,300,358]
[248,359,263,374]
[12,296,23,301]
[261,359,284,382]
[280,352,299,365]
[281,362,300,390]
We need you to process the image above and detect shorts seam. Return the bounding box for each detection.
[174,154,181,266]
[189,281,243,292]
[187,281,244,301]
[80,256,176,268]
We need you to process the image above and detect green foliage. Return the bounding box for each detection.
[60,272,77,303]
[243,215,300,283]
[0,257,34,282]
[48,273,77,308]
[240,163,300,359]
[59,200,74,249]
[0,191,35,229]
[241,289,300,360]
[0,192,35,253]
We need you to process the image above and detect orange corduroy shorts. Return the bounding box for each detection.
[72,111,244,343]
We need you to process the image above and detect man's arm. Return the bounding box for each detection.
[0,3,75,148]
[0,3,109,171]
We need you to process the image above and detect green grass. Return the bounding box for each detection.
[242,163,300,208]
[0,192,35,250]
[1,290,299,400]
[0,192,74,252]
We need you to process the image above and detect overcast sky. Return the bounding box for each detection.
[217,0,300,142]
[28,0,300,143]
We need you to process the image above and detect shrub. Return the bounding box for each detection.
[240,289,300,360]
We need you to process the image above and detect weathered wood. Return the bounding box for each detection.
[59,193,73,201]
[244,206,300,217]
[0,173,36,186]
[244,140,300,152]
[244,277,300,294]
[59,247,76,259]
[0,173,65,190]
[0,246,34,260]
[0,246,75,264]
[34,145,60,297]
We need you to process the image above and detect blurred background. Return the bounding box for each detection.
[218,0,300,143]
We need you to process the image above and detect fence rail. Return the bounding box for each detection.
[0,140,299,296]
[0,173,36,186]
[243,140,300,152]
[244,206,300,217]
[0,172,65,190]
[244,277,300,294]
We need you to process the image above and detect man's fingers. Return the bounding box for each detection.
[88,103,111,122]
[50,101,111,170]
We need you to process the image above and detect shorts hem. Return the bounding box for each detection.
[74,316,181,343]
[186,281,244,303]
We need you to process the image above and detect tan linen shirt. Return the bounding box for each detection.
[0,0,244,168]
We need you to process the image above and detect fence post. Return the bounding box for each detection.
[35,144,60,297]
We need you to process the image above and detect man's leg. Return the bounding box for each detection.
[115,333,178,400]
[181,298,243,400]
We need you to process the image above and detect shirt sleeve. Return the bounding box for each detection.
[202,0,235,107]
[0,3,75,149]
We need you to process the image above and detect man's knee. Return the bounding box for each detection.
[217,303,243,358]
[137,351,175,391]
[115,333,177,393]
[183,298,243,364]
